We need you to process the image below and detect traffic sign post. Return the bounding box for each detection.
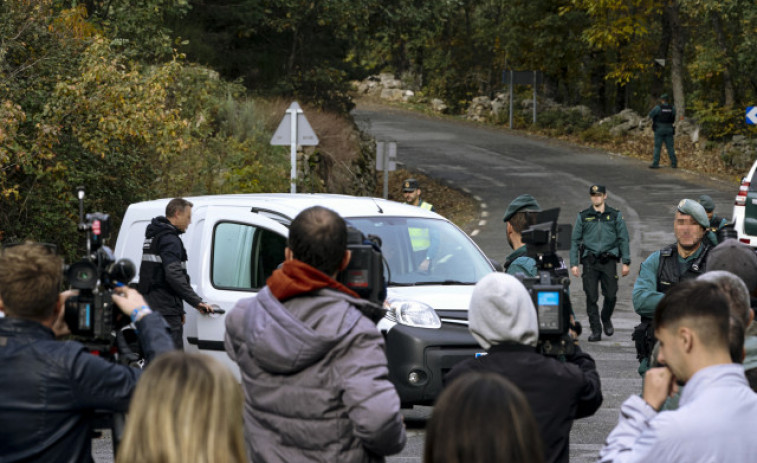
[376,141,397,199]
[271,102,319,193]
[503,70,543,128]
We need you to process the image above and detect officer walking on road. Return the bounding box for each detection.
[648,93,677,169]
[402,178,435,211]
[138,198,213,349]
[632,199,712,375]
[570,185,631,342]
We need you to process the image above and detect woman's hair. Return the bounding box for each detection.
[424,371,544,463]
[116,352,246,463]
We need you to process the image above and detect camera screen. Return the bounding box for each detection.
[536,290,561,332]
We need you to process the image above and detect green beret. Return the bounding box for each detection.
[503,194,541,223]
[660,93,669,100]
[698,194,715,213]
[677,199,709,229]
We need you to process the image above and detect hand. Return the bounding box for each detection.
[642,367,676,411]
[112,287,150,317]
[418,257,430,272]
[52,290,77,338]
[621,264,630,277]
[196,302,214,314]
[571,266,580,277]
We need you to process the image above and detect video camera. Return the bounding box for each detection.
[516,208,580,357]
[338,226,387,314]
[64,187,136,344]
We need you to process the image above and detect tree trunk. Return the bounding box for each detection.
[711,12,735,108]
[667,2,686,119]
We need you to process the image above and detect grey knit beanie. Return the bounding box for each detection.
[468,273,538,349]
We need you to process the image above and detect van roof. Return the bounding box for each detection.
[126,193,443,222]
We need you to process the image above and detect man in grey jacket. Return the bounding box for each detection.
[225,206,406,463]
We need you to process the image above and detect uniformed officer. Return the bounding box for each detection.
[648,93,677,169]
[502,194,542,276]
[503,194,579,337]
[570,185,631,342]
[698,194,727,246]
[632,199,712,375]
[402,178,434,211]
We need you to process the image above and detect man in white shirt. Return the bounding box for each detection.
[599,279,757,462]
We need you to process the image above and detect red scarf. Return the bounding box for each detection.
[267,259,359,302]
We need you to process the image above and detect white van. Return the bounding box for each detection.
[114,193,494,406]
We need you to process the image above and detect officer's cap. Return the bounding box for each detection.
[660,93,669,100]
[503,194,541,223]
[402,178,420,192]
[698,194,716,213]
[589,184,606,195]
[677,199,709,229]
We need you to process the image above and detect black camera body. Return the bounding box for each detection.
[518,208,579,357]
[338,226,387,307]
[64,190,135,344]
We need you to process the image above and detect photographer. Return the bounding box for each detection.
[224,206,406,462]
[444,273,602,463]
[0,243,174,462]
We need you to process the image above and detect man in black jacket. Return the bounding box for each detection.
[0,242,174,462]
[138,198,212,349]
[445,272,602,463]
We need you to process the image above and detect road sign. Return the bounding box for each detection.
[270,102,319,194]
[270,102,319,146]
[747,107,757,125]
[376,141,397,171]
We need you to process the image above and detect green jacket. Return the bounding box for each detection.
[632,244,707,319]
[649,104,676,135]
[569,206,631,267]
[505,245,537,277]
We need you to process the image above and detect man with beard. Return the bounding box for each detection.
[632,199,712,375]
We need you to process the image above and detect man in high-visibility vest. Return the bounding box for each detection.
[402,178,436,271]
[402,178,435,211]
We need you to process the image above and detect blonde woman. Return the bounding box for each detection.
[117,351,246,463]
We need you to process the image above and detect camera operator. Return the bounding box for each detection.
[444,273,602,463]
[224,206,406,462]
[0,243,174,463]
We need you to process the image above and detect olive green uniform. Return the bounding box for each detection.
[570,205,630,337]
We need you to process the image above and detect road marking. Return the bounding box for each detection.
[481,211,489,217]
[471,229,480,236]
[481,203,487,209]
[474,195,482,201]
[479,220,487,226]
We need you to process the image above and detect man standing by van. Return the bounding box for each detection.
[225,206,406,462]
[139,198,213,349]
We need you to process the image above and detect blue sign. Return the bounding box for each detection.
[747,107,757,125]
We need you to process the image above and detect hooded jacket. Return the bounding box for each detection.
[224,260,406,463]
[445,273,602,463]
[138,216,202,316]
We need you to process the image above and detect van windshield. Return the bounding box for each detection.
[347,217,493,286]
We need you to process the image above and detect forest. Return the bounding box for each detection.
[1,0,756,255]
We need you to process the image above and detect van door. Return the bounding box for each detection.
[186,206,289,366]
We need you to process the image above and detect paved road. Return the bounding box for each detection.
[352,104,736,463]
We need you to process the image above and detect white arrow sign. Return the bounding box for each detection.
[270,102,319,193]
[747,106,757,125]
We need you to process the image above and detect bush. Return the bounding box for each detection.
[536,108,596,134]
[579,123,614,144]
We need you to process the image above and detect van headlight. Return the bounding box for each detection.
[384,299,442,329]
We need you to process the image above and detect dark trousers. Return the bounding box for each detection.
[581,259,618,333]
[162,314,185,350]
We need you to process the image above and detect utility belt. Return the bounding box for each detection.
[582,251,619,265]
[632,316,656,362]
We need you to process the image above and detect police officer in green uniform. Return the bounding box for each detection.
[502,194,541,276]
[648,93,677,169]
[402,178,434,211]
[503,194,579,335]
[570,185,631,342]
[632,199,712,375]
[698,194,727,246]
